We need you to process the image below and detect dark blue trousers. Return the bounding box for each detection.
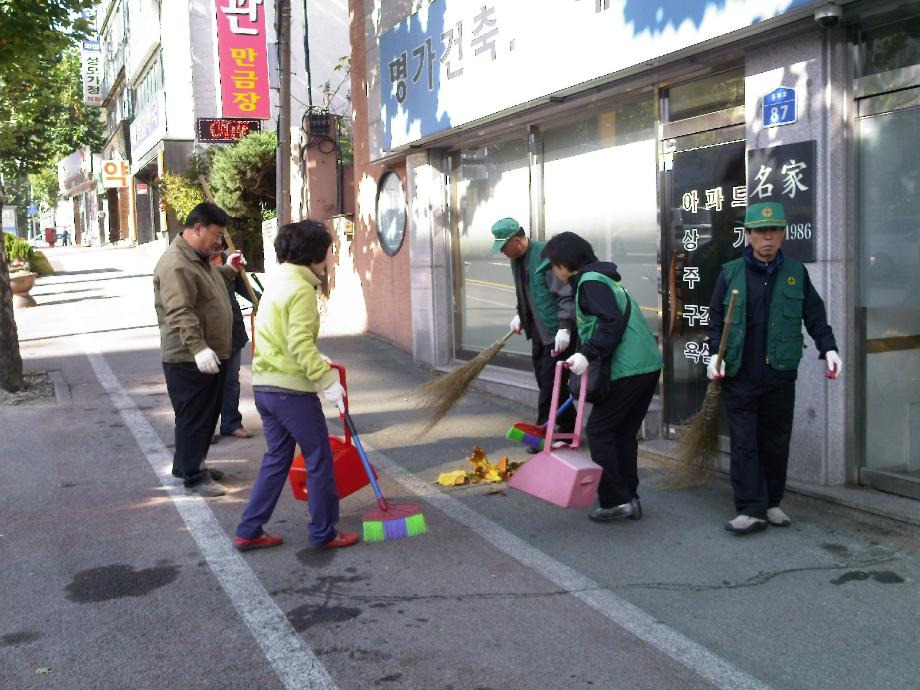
[723,378,796,519]
[236,391,338,545]
[219,347,244,435]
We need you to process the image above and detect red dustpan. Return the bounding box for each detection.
[288,363,376,501]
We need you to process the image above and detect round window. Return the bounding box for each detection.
[375,171,406,256]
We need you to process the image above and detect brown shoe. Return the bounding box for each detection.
[228,427,254,438]
[319,531,359,549]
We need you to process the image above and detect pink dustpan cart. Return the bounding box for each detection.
[507,362,601,508]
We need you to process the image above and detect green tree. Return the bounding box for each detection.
[209,130,277,269]
[0,0,96,392]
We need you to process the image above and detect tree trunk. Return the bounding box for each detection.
[0,182,24,392]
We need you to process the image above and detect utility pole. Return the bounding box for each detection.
[276,0,292,227]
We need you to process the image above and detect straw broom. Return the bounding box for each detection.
[666,289,739,490]
[413,330,515,435]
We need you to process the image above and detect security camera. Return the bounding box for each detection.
[814,4,842,28]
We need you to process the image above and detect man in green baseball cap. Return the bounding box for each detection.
[706,201,842,535]
[491,217,576,447]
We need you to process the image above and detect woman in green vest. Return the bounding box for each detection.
[542,232,662,522]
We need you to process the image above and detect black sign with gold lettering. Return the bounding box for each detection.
[746,140,817,262]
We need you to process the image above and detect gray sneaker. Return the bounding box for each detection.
[631,498,642,520]
[766,506,791,527]
[724,515,768,534]
[187,475,227,497]
[589,500,640,522]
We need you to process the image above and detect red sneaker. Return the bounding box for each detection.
[234,533,284,551]
[319,531,359,549]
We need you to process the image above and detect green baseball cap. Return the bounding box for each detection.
[490,217,524,252]
[744,202,787,229]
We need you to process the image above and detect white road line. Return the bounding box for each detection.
[79,337,336,690]
[358,438,772,690]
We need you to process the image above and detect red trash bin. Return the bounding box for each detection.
[43,227,57,247]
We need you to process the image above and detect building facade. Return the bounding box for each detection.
[348,0,920,500]
[60,0,350,247]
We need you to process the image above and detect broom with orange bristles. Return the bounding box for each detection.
[342,411,427,541]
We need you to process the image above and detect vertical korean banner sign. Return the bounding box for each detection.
[81,39,103,107]
[214,0,271,119]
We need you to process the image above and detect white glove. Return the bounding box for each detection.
[227,250,247,272]
[824,351,842,379]
[510,314,522,334]
[552,329,570,356]
[565,352,589,375]
[194,347,221,375]
[322,381,347,413]
[707,355,726,381]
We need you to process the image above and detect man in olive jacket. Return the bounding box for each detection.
[153,202,246,497]
[491,217,576,443]
[707,202,842,535]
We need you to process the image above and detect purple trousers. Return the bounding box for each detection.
[236,390,338,545]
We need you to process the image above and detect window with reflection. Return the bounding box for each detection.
[450,138,531,359]
[668,70,744,121]
[542,94,659,335]
[862,15,920,77]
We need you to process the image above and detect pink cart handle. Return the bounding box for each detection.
[544,361,586,449]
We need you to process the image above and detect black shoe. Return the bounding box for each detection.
[207,467,224,481]
[589,501,639,522]
[526,446,541,455]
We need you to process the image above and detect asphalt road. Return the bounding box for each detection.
[2,244,918,690]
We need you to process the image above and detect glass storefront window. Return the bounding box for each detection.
[451,138,530,358]
[858,100,920,475]
[862,15,920,77]
[668,70,744,121]
[542,94,659,335]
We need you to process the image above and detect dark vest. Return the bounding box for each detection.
[511,240,559,334]
[721,257,806,376]
[575,272,662,381]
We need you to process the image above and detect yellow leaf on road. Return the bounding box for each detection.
[437,470,469,486]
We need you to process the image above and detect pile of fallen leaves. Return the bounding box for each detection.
[436,446,523,487]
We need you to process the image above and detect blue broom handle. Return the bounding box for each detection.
[555,396,574,420]
[343,411,388,511]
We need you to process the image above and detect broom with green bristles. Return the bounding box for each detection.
[342,411,427,542]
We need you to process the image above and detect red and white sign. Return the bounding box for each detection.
[214,0,270,119]
[101,159,131,188]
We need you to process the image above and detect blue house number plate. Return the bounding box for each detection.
[762,87,797,127]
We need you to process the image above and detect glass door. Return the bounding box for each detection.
[858,91,920,489]
[661,130,746,431]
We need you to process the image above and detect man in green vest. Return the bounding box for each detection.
[707,202,842,535]
[491,218,576,446]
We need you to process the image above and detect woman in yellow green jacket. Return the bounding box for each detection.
[234,220,358,551]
